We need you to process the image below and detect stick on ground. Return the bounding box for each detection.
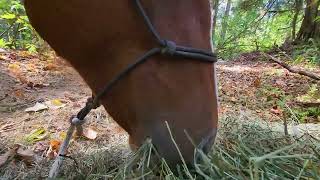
[262,53,320,81]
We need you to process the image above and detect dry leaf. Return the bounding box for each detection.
[253,77,261,87]
[13,89,26,99]
[0,123,14,133]
[50,140,61,150]
[46,142,59,159]
[33,141,48,153]
[45,99,66,110]
[82,128,98,140]
[16,147,35,166]
[0,144,20,168]
[25,102,48,112]
[26,63,36,72]
[8,63,20,71]
[43,63,58,71]
[270,106,282,115]
[59,132,67,139]
[0,55,8,61]
[0,48,6,53]
[45,140,62,160]
[46,148,58,160]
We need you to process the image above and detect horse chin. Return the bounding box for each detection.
[127,119,217,169]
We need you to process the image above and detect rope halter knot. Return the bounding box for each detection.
[70,116,85,126]
[161,40,177,55]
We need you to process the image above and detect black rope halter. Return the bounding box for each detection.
[76,0,217,121]
[49,0,217,177]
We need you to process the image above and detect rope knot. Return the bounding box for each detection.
[161,40,177,55]
[70,116,85,126]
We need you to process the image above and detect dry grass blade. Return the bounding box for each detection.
[54,116,319,179]
[1,115,319,179]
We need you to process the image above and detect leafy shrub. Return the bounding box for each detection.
[293,39,320,65]
[0,0,40,52]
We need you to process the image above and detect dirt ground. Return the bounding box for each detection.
[0,50,319,178]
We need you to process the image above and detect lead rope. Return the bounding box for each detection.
[48,0,217,178]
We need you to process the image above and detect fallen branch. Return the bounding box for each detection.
[262,53,320,81]
[294,101,320,108]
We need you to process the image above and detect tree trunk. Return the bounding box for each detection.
[296,0,320,41]
[211,0,220,47]
[292,0,303,39]
[220,0,232,42]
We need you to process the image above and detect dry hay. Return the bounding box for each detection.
[59,114,320,179]
[1,113,319,179]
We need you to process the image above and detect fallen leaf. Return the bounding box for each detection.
[8,63,20,71]
[0,55,8,61]
[26,63,36,72]
[253,77,261,87]
[0,144,20,168]
[46,140,61,160]
[45,99,66,110]
[59,132,67,139]
[0,123,15,133]
[25,102,48,112]
[0,48,6,53]
[16,73,28,84]
[13,89,26,99]
[50,140,61,150]
[16,147,35,166]
[33,141,49,154]
[270,106,282,115]
[25,128,48,143]
[82,128,98,140]
[43,63,58,71]
[46,148,58,160]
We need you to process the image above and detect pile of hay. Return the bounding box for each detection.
[60,114,320,180]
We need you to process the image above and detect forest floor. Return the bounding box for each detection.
[0,49,319,178]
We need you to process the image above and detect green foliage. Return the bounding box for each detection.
[293,39,320,65]
[293,84,320,123]
[297,84,320,102]
[257,84,287,106]
[214,0,303,59]
[0,0,39,52]
[293,107,320,123]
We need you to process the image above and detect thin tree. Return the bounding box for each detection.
[296,0,320,41]
[211,0,220,47]
[220,0,232,42]
[292,0,303,39]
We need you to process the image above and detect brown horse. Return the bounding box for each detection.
[24,0,218,166]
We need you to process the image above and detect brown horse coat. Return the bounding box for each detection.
[24,0,218,166]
